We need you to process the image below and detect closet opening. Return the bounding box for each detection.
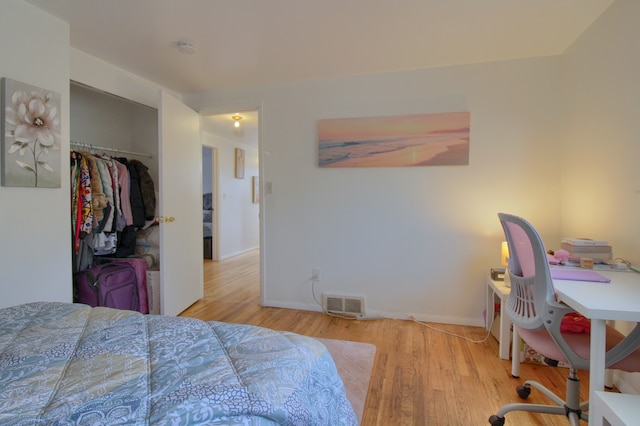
[70,81,160,312]
[70,81,204,316]
[70,81,159,260]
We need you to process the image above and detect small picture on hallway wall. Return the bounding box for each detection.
[252,176,259,204]
[235,147,245,179]
[318,111,470,168]
[1,78,61,187]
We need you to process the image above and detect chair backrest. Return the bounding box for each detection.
[498,213,558,331]
[499,213,594,369]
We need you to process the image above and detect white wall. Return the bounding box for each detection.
[561,0,640,263]
[71,49,167,110]
[0,0,72,308]
[202,129,260,259]
[186,57,565,324]
[203,147,213,194]
[561,0,640,393]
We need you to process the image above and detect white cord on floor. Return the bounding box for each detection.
[409,316,494,344]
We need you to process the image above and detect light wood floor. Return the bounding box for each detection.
[181,250,592,425]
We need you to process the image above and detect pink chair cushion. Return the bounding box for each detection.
[518,325,640,372]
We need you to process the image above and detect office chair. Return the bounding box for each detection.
[489,213,640,426]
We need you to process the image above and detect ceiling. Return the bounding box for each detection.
[25,0,614,95]
[201,112,259,145]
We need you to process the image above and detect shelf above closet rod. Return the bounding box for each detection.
[70,141,153,159]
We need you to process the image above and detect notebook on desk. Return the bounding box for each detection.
[550,269,611,283]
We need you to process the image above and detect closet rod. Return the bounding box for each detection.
[70,141,153,159]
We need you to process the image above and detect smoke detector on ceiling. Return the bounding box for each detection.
[177,41,196,54]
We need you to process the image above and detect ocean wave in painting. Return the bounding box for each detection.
[319,133,469,167]
[318,112,470,167]
[319,138,405,166]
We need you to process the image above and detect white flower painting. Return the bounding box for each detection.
[2,78,61,188]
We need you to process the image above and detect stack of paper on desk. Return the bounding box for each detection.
[561,238,612,262]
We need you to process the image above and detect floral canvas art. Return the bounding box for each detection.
[1,78,61,187]
[318,112,470,167]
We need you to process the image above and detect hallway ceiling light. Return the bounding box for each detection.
[232,115,243,128]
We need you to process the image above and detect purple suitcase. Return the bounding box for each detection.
[110,258,149,314]
[74,262,140,311]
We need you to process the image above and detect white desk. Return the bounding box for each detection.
[593,391,640,426]
[486,277,524,378]
[485,277,511,360]
[553,270,640,426]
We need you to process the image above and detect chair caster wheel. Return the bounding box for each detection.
[517,384,531,399]
[488,414,505,426]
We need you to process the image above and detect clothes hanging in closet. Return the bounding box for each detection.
[129,159,156,221]
[70,151,155,269]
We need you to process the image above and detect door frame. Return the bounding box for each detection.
[202,145,219,261]
[199,104,264,305]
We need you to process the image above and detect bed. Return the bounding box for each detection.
[0,302,357,425]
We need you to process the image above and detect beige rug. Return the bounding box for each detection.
[316,338,377,423]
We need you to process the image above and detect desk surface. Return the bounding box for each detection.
[487,276,510,295]
[553,270,640,322]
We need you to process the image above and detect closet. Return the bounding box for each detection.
[70,82,203,316]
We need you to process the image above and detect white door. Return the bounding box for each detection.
[158,90,203,316]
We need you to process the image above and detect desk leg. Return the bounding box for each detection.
[499,308,511,360]
[512,326,520,378]
[605,320,615,389]
[486,284,495,330]
[589,319,607,426]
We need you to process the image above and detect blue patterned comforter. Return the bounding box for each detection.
[0,302,357,425]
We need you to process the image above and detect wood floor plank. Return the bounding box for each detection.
[180,249,595,425]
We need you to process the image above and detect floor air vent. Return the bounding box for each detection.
[323,294,365,317]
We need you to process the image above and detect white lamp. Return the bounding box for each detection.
[232,115,242,128]
[501,241,511,287]
[501,241,509,267]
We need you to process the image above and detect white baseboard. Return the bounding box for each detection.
[218,246,259,260]
[613,370,640,395]
[261,299,484,326]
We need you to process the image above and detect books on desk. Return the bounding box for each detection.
[561,238,608,246]
[561,237,612,262]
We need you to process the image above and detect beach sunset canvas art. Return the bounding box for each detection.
[318,112,470,167]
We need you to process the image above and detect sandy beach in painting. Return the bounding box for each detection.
[318,112,470,168]
[320,136,468,167]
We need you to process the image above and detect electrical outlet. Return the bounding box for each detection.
[311,267,321,281]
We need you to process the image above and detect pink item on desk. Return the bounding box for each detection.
[554,249,570,263]
[550,268,611,283]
